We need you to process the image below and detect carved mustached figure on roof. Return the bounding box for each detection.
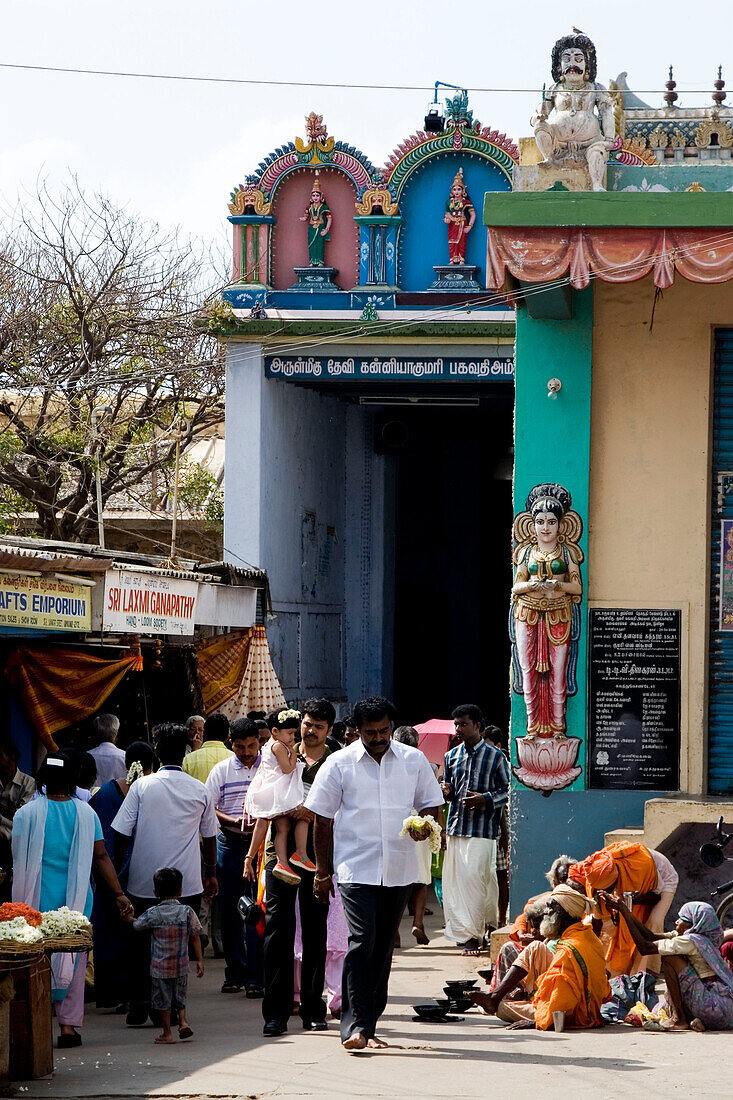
[443,168,475,265]
[299,171,332,267]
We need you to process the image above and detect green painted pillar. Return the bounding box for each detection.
[511,286,593,790]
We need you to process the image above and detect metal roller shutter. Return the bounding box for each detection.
[709,329,733,793]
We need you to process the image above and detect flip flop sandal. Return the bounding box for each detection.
[178,1026,194,1040]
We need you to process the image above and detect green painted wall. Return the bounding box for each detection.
[484,189,733,228]
[511,287,593,790]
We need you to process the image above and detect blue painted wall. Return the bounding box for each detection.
[397,154,509,291]
[510,788,665,911]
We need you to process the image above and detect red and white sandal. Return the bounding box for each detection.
[272,861,301,885]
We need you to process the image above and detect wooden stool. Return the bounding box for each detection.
[7,950,53,1080]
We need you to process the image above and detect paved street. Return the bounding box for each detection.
[21,906,729,1100]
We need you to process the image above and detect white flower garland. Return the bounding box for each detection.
[126,760,144,784]
[399,814,442,853]
[0,916,43,944]
[39,907,92,937]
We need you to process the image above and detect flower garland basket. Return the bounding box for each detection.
[42,930,93,953]
[0,939,45,959]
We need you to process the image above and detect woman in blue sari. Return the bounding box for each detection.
[90,741,154,1009]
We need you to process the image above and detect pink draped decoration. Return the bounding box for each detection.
[486,227,733,291]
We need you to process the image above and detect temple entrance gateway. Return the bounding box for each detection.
[390,399,513,726]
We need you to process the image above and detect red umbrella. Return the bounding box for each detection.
[414,718,455,768]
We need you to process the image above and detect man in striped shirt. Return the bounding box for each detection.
[206,718,263,995]
[441,704,510,956]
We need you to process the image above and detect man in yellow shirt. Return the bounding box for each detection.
[183,714,232,783]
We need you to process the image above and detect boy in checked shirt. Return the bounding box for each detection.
[133,866,204,1043]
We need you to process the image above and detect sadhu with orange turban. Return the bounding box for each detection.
[570,841,675,975]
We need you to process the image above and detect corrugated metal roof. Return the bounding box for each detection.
[0,543,112,574]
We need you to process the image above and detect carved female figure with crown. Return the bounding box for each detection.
[443,168,475,264]
[509,483,584,792]
[300,171,332,267]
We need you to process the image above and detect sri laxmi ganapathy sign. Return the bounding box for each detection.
[0,574,91,632]
[103,569,198,636]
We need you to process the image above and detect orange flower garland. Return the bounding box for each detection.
[0,903,43,927]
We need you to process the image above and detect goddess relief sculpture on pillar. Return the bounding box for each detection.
[510,483,584,792]
[532,30,616,191]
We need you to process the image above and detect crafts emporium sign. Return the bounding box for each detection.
[103,569,198,636]
[0,574,91,632]
[265,355,514,381]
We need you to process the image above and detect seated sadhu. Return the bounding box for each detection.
[570,842,679,976]
[470,885,610,1029]
[600,895,733,1031]
[487,897,549,1001]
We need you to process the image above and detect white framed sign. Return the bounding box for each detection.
[103,569,198,635]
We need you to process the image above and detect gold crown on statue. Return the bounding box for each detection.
[451,167,467,190]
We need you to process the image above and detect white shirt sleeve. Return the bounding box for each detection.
[304,755,343,819]
[199,786,219,839]
[205,762,224,807]
[413,752,445,812]
[111,782,140,837]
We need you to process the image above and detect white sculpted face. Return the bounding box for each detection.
[534,508,559,550]
[560,47,588,83]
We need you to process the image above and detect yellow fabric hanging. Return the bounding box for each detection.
[5,646,140,750]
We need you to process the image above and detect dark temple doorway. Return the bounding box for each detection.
[387,394,513,731]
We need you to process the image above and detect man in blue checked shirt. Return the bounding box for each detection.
[441,704,510,956]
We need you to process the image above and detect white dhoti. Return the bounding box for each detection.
[442,836,498,943]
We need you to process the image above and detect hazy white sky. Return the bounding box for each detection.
[1,0,728,257]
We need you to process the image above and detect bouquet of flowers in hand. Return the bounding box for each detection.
[399,814,442,853]
[40,907,92,938]
[0,916,44,945]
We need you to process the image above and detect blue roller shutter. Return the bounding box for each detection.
[709,329,733,793]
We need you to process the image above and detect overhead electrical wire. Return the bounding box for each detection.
[0,61,724,97]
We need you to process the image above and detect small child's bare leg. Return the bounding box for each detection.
[273,814,291,866]
[155,1009,175,1044]
[244,817,269,880]
[293,817,309,859]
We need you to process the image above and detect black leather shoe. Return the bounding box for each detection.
[263,1019,287,1036]
[302,1018,327,1031]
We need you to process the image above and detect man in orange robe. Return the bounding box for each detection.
[569,842,658,974]
[470,885,610,1029]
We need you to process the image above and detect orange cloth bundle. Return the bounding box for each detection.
[573,842,657,974]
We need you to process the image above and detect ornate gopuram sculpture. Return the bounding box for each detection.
[532,31,616,191]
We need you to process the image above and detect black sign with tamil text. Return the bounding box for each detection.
[589,608,681,791]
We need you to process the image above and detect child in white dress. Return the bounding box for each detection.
[243,709,316,885]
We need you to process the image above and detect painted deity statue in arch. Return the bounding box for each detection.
[443,168,475,264]
[300,171,332,267]
[531,31,615,192]
[509,483,584,792]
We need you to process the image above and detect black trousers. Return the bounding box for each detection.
[127,892,202,1014]
[261,860,328,1025]
[338,883,409,1042]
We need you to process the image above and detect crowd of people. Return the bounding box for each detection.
[1,697,733,1053]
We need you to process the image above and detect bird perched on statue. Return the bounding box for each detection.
[572,26,586,35]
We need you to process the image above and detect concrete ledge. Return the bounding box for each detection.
[605,796,733,851]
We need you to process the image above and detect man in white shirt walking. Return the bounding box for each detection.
[113,723,218,1026]
[88,713,126,787]
[307,696,443,1051]
[206,717,262,995]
